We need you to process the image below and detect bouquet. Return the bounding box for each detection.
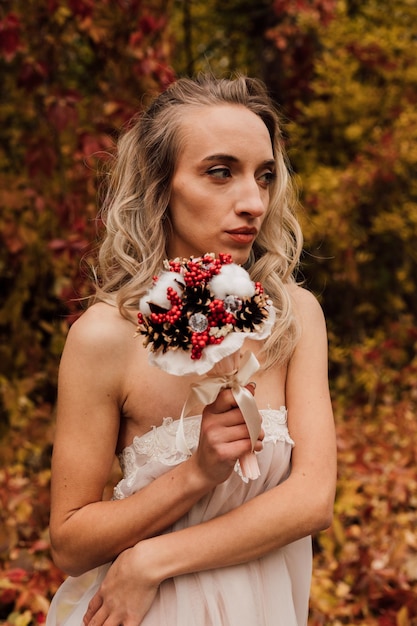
[136,253,275,480]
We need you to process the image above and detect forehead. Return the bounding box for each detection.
[175,104,273,161]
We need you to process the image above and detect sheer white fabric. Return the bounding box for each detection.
[47,408,312,625]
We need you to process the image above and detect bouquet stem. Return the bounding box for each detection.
[239,451,261,480]
[210,351,261,481]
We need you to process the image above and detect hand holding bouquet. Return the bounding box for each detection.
[135,253,275,480]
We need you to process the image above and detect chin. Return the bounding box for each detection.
[228,250,252,267]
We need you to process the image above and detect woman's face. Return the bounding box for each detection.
[167,104,275,265]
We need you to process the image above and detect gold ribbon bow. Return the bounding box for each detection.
[176,351,262,462]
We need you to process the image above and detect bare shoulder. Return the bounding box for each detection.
[287,284,326,328]
[58,302,138,403]
[285,286,331,398]
[71,301,132,332]
[66,302,136,353]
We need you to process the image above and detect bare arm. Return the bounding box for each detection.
[50,304,261,576]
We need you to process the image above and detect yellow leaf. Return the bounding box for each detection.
[397,605,410,626]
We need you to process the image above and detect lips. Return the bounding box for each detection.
[226,228,258,244]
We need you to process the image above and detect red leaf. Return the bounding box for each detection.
[25,142,57,178]
[18,60,49,91]
[0,13,21,61]
[46,91,81,132]
[68,0,94,18]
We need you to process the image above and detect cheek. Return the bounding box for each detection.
[169,179,194,215]
[168,198,201,239]
[169,191,205,227]
[169,203,197,230]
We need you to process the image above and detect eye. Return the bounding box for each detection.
[207,167,232,179]
[258,171,276,186]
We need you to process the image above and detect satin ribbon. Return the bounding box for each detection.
[176,350,262,459]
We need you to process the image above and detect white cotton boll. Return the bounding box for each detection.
[139,271,184,314]
[139,299,152,316]
[210,263,255,299]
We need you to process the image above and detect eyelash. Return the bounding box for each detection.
[207,167,231,179]
[259,172,276,185]
[207,167,276,185]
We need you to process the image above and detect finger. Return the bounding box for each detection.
[217,436,259,461]
[245,381,256,396]
[253,436,264,452]
[83,593,103,625]
[86,607,109,626]
[207,387,238,414]
[229,424,264,448]
[218,423,257,443]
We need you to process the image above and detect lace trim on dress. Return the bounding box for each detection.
[262,407,294,445]
[117,407,293,492]
[119,416,201,481]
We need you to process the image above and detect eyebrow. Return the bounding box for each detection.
[202,154,276,169]
[202,154,239,163]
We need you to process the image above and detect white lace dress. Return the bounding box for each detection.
[47,408,312,626]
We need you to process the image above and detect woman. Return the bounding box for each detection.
[47,74,336,626]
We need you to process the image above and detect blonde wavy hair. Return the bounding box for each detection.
[94,74,303,368]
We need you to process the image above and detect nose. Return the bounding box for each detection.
[234,177,267,217]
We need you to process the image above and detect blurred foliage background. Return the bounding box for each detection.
[0,0,416,624]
